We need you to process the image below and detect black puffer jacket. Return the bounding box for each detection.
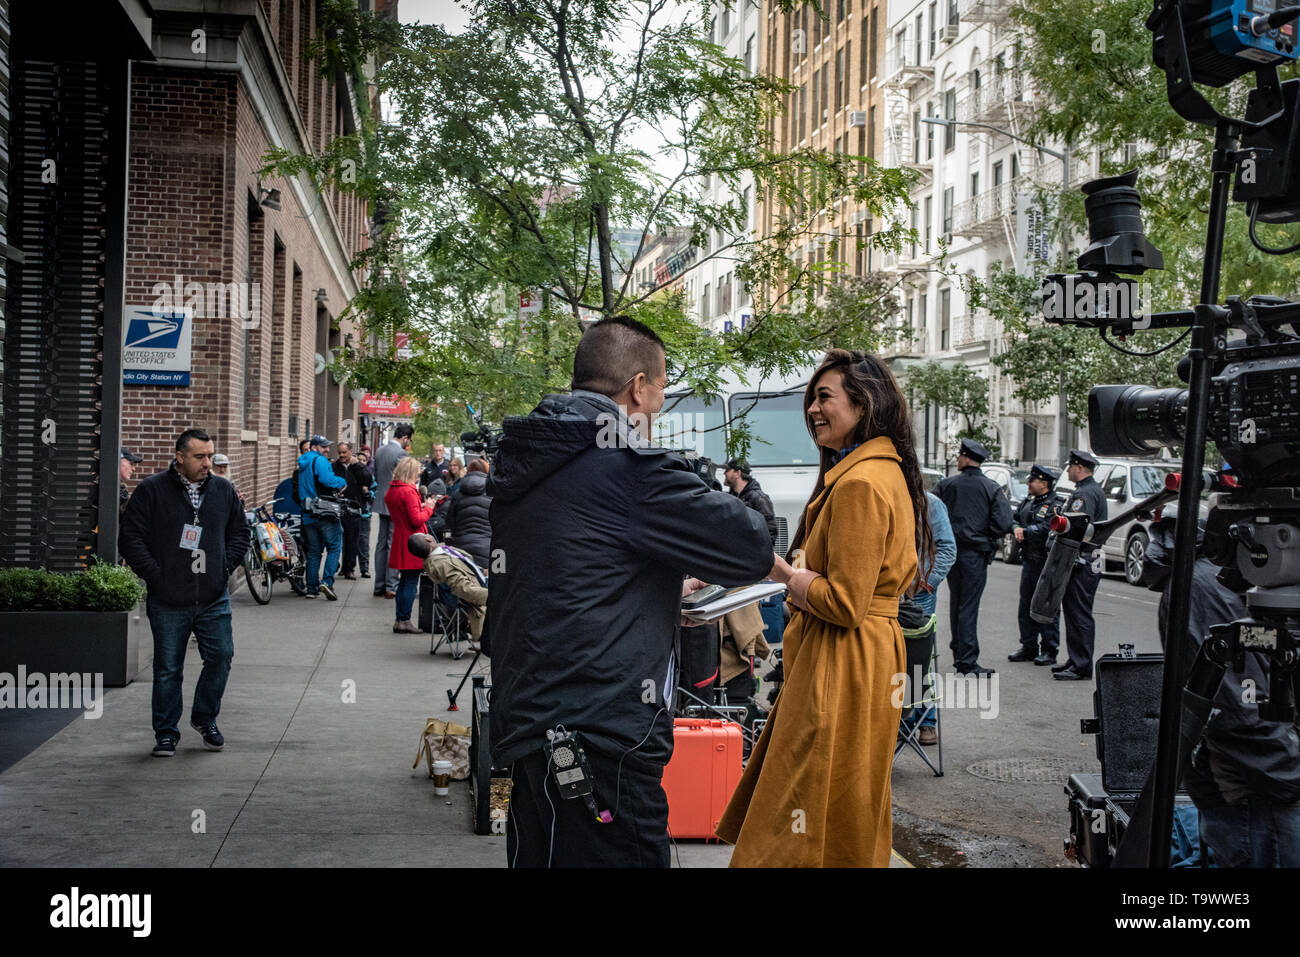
[734,477,778,545]
[119,463,250,608]
[446,471,492,568]
[486,390,772,768]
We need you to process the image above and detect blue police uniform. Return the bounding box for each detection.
[935,438,1014,675]
[1056,451,1108,679]
[1010,467,1064,663]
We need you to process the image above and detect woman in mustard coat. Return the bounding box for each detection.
[716,350,935,867]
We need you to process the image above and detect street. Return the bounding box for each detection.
[890,559,1164,867]
[0,559,1163,868]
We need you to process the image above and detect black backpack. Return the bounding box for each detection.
[291,465,304,507]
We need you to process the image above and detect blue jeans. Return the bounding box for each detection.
[303,519,343,593]
[395,568,421,622]
[148,592,234,740]
[1199,799,1300,867]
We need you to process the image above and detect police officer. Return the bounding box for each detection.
[1008,464,1064,666]
[936,438,1014,675]
[1053,449,1108,680]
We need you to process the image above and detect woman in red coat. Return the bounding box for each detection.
[384,456,436,634]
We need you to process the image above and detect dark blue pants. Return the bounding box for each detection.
[947,548,990,672]
[1018,553,1060,657]
[303,519,342,593]
[148,592,233,741]
[395,568,421,622]
[1062,559,1101,675]
[1200,799,1300,867]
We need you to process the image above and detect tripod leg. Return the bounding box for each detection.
[447,646,483,711]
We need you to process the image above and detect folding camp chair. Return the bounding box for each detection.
[428,546,487,661]
[894,612,943,777]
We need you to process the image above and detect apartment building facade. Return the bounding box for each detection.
[878,0,1078,468]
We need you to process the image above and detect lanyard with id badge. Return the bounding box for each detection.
[181,489,206,551]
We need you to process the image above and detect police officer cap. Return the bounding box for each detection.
[959,438,990,463]
[1029,464,1060,485]
[1068,448,1099,470]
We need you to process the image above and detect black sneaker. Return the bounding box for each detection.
[190,721,225,751]
[320,584,338,601]
[304,591,319,599]
[151,735,178,757]
[360,572,371,579]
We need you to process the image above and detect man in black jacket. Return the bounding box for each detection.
[487,316,773,867]
[723,457,778,546]
[935,437,1014,676]
[119,428,250,757]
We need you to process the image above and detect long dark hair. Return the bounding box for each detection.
[786,349,936,595]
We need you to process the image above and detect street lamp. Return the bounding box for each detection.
[922,116,1073,467]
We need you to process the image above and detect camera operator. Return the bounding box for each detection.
[487,315,772,868]
[1145,508,1300,867]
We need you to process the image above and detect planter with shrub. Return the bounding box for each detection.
[0,560,148,687]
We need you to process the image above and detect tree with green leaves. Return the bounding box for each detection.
[904,359,999,462]
[265,0,915,451]
[966,0,1300,425]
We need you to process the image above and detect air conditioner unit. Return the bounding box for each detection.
[851,210,869,226]
[849,110,867,127]
[941,23,959,42]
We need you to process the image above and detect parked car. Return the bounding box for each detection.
[1055,457,1208,585]
[921,467,945,492]
[982,462,1028,564]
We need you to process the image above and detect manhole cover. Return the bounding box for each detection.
[965,757,1074,783]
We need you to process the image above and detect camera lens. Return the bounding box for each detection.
[1088,385,1188,455]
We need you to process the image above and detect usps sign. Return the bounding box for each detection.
[123,306,193,386]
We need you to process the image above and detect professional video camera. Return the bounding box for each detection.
[460,403,503,457]
[1043,0,1300,868]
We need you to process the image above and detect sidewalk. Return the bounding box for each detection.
[0,577,733,867]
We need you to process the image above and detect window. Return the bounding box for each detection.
[838,0,846,22]
[924,196,932,253]
[798,83,807,141]
[702,282,711,321]
[744,34,755,72]
[721,6,731,37]
[729,392,820,466]
[1011,152,1020,178]
[970,172,979,197]
[1103,469,1128,500]
[835,48,844,112]
[920,292,929,331]
[855,222,865,274]
[972,67,981,90]
[940,287,951,346]
[860,11,869,80]
[909,205,918,257]
[742,186,752,228]
[943,90,956,150]
[929,2,937,58]
[912,109,921,161]
[992,159,1003,187]
[820,66,829,123]
[868,105,876,156]
[914,13,923,65]
[905,296,914,329]
[925,100,935,159]
[812,69,820,128]
[942,187,953,234]
[896,27,907,67]
[948,0,959,25]
[870,6,878,77]
[843,42,851,105]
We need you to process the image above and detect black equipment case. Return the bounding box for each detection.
[1064,647,1193,866]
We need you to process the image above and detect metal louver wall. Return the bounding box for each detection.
[1,58,115,571]
[0,0,9,498]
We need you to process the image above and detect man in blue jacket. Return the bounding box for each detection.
[298,434,348,600]
[120,428,249,756]
[488,316,773,868]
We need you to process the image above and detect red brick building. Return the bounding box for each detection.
[121,0,390,508]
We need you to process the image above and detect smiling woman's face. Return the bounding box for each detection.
[807,369,863,452]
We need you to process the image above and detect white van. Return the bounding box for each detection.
[657,365,821,554]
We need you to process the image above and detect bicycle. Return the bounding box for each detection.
[242,498,307,603]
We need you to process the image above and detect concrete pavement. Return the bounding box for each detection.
[0,576,730,867]
[0,559,1158,868]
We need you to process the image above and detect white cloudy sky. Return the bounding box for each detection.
[398,0,474,31]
